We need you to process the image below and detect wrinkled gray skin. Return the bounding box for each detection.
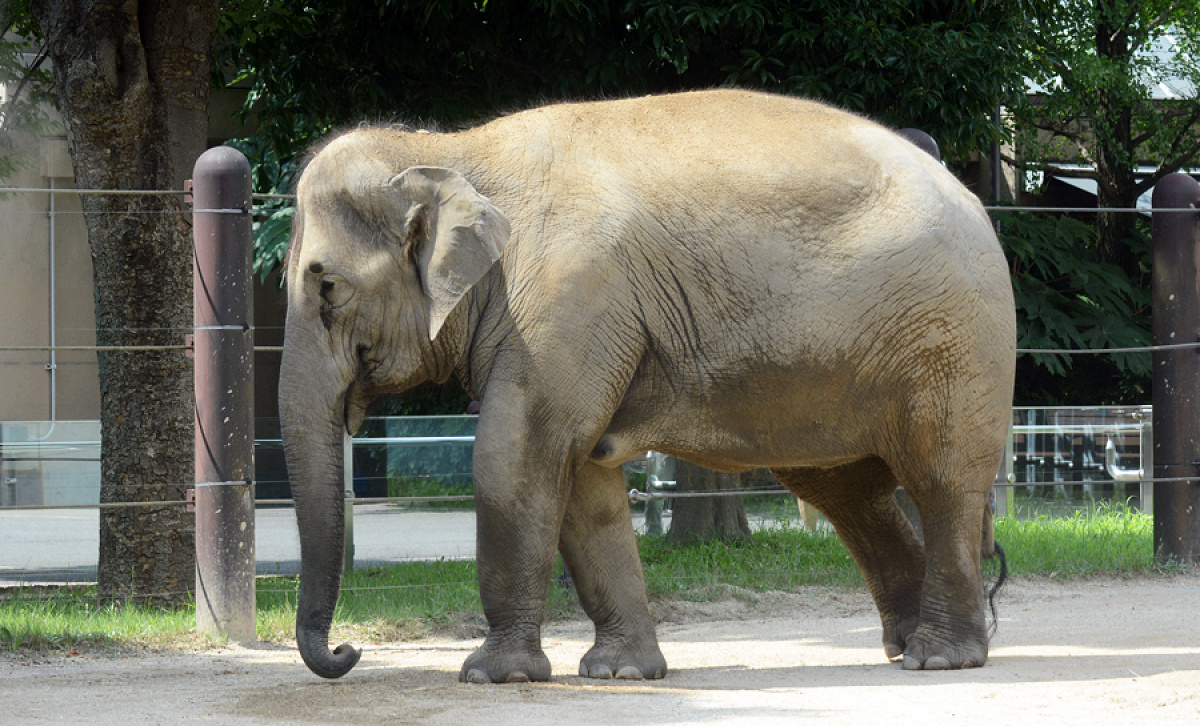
[279,90,1016,682]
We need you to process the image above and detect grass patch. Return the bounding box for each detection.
[638,524,863,598]
[255,558,483,645]
[994,501,1166,577]
[386,477,474,509]
[0,504,1184,654]
[0,590,200,653]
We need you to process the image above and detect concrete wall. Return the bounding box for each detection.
[0,135,99,423]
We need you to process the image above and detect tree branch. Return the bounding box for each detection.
[1041,163,1102,180]
[1000,151,1101,181]
[1128,0,1187,52]
[1136,138,1200,195]
[1032,121,1087,144]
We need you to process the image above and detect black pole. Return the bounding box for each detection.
[897,128,941,161]
[1152,172,1200,564]
[192,146,257,641]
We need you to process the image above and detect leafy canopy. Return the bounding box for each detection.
[218,0,1029,285]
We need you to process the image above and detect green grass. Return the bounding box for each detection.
[0,591,200,653]
[994,502,1165,576]
[386,477,474,509]
[0,504,1185,654]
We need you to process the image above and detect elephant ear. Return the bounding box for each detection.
[390,166,510,340]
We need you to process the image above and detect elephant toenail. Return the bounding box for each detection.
[925,656,952,670]
[615,666,644,680]
[884,644,904,660]
[464,669,491,684]
[590,665,613,679]
[961,659,977,669]
[505,671,530,683]
[902,655,922,671]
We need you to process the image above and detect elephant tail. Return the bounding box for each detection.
[985,540,1008,640]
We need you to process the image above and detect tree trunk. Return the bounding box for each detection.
[32,0,221,605]
[667,459,753,545]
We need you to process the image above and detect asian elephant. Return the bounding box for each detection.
[279,89,1016,682]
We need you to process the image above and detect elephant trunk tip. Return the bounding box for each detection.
[298,631,362,679]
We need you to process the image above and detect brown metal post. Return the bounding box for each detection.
[897,128,941,161]
[192,146,257,642]
[1152,172,1200,564]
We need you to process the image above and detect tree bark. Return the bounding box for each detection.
[32,0,221,605]
[1094,0,1138,274]
[667,459,753,545]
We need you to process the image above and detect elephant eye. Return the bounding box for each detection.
[317,273,354,309]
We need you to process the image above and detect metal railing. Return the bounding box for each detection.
[0,408,1167,513]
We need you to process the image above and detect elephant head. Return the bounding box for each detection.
[280,147,509,678]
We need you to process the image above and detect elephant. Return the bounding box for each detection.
[279,89,1016,682]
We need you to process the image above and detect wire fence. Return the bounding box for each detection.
[1,184,1196,594]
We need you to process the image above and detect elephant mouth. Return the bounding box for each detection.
[343,386,369,435]
[343,343,385,435]
[342,374,372,435]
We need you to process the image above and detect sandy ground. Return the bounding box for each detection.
[3,575,1199,725]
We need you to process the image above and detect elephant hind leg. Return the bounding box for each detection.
[896,474,992,670]
[772,458,924,661]
[559,462,667,680]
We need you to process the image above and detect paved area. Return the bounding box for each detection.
[0,504,479,585]
[0,504,713,584]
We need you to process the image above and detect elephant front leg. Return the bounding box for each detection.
[559,463,666,680]
[459,459,562,683]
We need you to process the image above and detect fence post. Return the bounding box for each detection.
[192,146,257,642]
[897,128,941,161]
[1152,172,1200,564]
[344,433,355,572]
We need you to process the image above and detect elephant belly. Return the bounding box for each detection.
[590,388,879,473]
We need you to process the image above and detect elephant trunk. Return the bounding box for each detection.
[280,355,361,679]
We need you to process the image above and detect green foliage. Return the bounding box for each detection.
[217,1,1029,281]
[1009,1,1200,267]
[623,0,1027,159]
[998,210,1153,402]
[1013,1,1200,181]
[386,476,474,509]
[225,135,299,284]
[0,2,57,182]
[996,209,1152,402]
[365,413,477,485]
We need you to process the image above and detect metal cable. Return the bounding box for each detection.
[982,205,1196,213]
[1018,342,1200,355]
[6,338,1200,357]
[0,187,188,196]
[3,476,1194,513]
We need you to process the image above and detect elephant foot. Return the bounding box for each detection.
[899,630,988,671]
[459,641,552,684]
[578,641,667,681]
[881,614,920,661]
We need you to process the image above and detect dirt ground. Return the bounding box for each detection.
[3,574,1199,725]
